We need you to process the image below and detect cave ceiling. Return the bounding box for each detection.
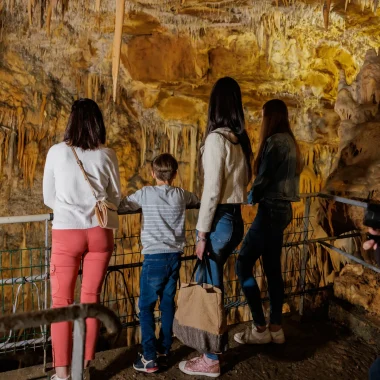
[0,0,379,217]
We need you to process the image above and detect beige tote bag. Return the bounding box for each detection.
[173,258,228,353]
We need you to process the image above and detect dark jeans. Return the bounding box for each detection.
[236,199,292,326]
[197,204,244,360]
[370,357,380,379]
[139,252,181,361]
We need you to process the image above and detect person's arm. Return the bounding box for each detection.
[118,189,143,213]
[184,190,200,209]
[106,149,122,207]
[196,133,226,234]
[248,137,282,204]
[43,147,56,210]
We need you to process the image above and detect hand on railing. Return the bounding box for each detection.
[363,228,380,251]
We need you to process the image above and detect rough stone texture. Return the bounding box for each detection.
[334,264,380,314]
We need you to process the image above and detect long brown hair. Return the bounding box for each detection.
[199,77,253,181]
[254,99,302,176]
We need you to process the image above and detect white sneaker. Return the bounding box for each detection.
[270,328,285,344]
[234,325,272,345]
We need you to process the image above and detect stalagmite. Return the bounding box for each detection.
[112,0,125,102]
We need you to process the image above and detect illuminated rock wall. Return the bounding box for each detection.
[0,0,379,317]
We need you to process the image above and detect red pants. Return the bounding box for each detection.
[50,227,113,367]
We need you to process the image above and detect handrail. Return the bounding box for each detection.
[0,213,53,224]
[0,193,370,225]
[0,304,121,336]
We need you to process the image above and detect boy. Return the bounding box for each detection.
[118,153,199,373]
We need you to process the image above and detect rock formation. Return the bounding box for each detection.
[0,0,379,319]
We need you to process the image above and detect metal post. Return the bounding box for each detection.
[299,197,311,316]
[43,218,49,372]
[72,318,86,380]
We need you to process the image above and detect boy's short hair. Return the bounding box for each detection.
[152,153,178,182]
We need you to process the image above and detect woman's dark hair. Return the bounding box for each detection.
[254,99,302,176]
[201,77,253,181]
[64,98,106,150]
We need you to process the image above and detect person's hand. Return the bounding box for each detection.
[196,240,207,260]
[363,227,380,250]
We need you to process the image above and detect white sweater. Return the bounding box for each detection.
[196,128,248,233]
[43,142,121,230]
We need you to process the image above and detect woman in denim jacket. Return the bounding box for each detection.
[234,99,301,346]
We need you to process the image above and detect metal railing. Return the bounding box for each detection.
[0,304,121,379]
[0,192,374,369]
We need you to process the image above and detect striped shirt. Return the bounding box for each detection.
[118,185,199,254]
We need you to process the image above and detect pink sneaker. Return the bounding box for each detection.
[179,355,220,378]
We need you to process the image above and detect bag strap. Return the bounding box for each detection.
[190,256,213,285]
[70,146,98,201]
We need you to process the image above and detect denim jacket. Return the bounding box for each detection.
[248,132,300,204]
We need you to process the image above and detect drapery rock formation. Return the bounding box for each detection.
[0,1,379,322]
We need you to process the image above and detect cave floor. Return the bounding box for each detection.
[2,318,377,380]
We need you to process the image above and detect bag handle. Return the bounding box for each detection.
[70,146,98,201]
[190,255,213,285]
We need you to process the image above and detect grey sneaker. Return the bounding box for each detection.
[234,325,272,344]
[270,328,285,344]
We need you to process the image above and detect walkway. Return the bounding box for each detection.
[2,317,376,380]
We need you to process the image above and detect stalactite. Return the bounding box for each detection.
[76,75,81,99]
[165,124,180,156]
[140,123,147,167]
[16,107,25,165]
[95,0,101,12]
[112,0,125,102]
[7,111,16,169]
[189,126,197,192]
[94,75,99,102]
[22,141,39,188]
[28,0,33,26]
[0,129,5,179]
[46,0,53,36]
[323,0,331,30]
[87,74,93,99]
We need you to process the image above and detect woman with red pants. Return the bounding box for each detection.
[43,99,121,380]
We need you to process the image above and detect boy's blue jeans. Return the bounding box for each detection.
[139,252,181,361]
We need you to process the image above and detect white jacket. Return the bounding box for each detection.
[43,142,121,229]
[196,128,248,233]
